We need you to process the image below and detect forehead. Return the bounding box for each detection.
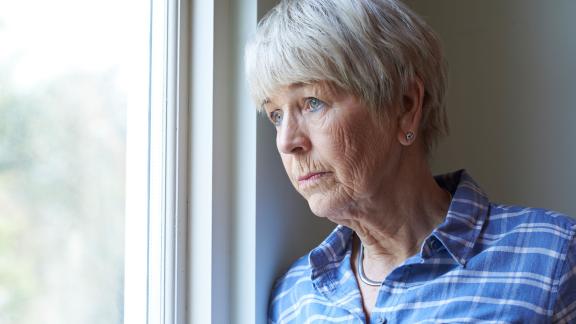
[262,82,338,108]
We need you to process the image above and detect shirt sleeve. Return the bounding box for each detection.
[552,225,576,323]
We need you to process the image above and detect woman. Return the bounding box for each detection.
[245,0,576,323]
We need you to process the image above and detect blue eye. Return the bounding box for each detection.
[270,110,283,126]
[306,97,325,112]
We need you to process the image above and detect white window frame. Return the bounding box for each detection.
[189,0,259,322]
[124,0,190,322]
[125,0,321,323]
[125,0,260,322]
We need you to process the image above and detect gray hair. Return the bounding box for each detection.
[245,0,449,153]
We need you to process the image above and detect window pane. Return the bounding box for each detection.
[0,1,149,323]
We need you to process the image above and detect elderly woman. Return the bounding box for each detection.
[245,0,576,323]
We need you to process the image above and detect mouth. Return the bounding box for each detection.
[297,172,330,184]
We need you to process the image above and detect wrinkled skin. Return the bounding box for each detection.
[264,83,403,223]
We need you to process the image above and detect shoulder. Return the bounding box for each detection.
[481,202,576,279]
[268,254,316,323]
[461,204,576,320]
[484,202,575,245]
[271,254,312,301]
[488,203,576,234]
[268,225,355,323]
[474,203,576,276]
[552,230,576,323]
[486,203,576,237]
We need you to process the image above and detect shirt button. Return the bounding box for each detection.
[376,317,387,324]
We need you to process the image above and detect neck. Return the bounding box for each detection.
[337,152,451,277]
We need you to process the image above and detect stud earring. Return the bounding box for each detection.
[405,131,415,142]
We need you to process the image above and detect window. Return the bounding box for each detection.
[0,0,293,323]
[0,0,149,323]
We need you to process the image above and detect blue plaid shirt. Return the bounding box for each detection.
[269,170,576,323]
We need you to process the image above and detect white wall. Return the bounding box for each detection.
[405,0,576,217]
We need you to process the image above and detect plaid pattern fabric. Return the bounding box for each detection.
[269,170,576,323]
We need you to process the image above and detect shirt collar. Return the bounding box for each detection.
[309,225,354,288]
[428,169,490,266]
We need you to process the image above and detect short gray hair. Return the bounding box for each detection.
[245,0,448,153]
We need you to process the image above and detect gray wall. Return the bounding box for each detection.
[405,0,576,217]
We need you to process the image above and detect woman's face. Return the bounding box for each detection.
[264,83,404,220]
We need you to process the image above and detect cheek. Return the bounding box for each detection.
[329,119,372,172]
[328,116,394,191]
[335,129,360,173]
[276,132,292,174]
[279,153,302,189]
[279,153,292,176]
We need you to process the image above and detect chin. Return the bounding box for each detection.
[305,192,349,220]
[304,193,328,217]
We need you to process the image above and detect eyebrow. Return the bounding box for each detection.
[260,98,270,111]
[260,82,332,111]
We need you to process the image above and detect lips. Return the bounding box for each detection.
[297,172,329,182]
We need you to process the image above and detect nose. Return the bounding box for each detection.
[276,113,311,154]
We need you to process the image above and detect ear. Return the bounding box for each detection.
[397,77,424,146]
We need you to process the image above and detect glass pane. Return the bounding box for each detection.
[0,1,149,323]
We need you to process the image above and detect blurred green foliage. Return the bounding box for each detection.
[0,63,126,323]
